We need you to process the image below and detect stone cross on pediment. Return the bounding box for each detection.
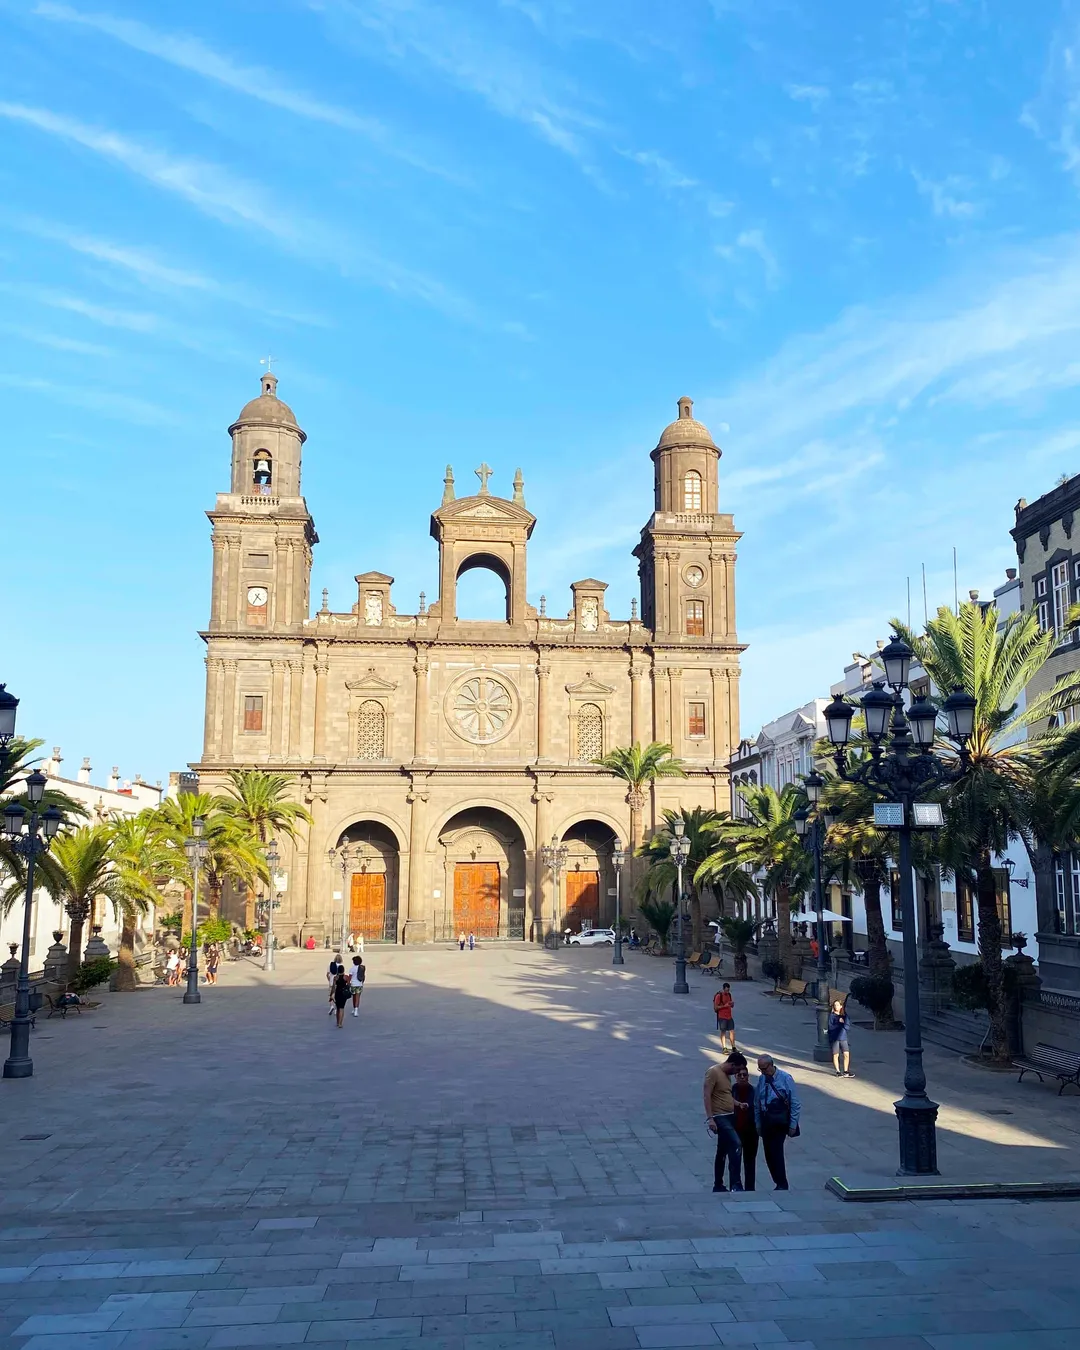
[475,463,493,495]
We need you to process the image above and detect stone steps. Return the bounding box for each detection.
[921,1005,991,1056]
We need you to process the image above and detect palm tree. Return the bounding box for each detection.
[637,807,723,951]
[0,737,85,882]
[894,601,1080,1061]
[638,896,676,951]
[108,813,173,991]
[718,915,762,980]
[46,826,123,982]
[221,770,311,927]
[700,784,812,980]
[592,743,686,848]
[156,792,265,925]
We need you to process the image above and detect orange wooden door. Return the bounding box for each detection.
[453,863,501,938]
[350,873,386,941]
[565,871,600,930]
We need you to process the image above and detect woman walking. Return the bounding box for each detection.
[350,956,366,1017]
[331,969,351,1027]
[829,999,853,1077]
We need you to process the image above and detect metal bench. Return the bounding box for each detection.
[1013,1043,1080,1095]
[777,979,810,1005]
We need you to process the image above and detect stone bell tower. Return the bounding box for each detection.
[634,396,739,643]
[207,371,317,636]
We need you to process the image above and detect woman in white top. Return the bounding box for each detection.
[350,957,366,1016]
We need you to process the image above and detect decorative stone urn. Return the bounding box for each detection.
[83,926,111,962]
[43,932,68,984]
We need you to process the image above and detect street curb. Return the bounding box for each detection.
[826,1175,1080,1202]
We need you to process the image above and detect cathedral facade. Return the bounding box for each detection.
[195,375,744,944]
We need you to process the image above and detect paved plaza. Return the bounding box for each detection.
[0,946,1078,1349]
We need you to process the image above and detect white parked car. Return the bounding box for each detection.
[566,928,617,947]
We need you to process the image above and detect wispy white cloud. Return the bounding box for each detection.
[316,0,603,166]
[0,324,113,357]
[0,373,171,424]
[1021,13,1080,184]
[1,284,161,332]
[32,2,457,180]
[716,228,781,291]
[5,215,328,325]
[785,83,829,109]
[620,148,698,191]
[912,169,980,219]
[0,103,483,323]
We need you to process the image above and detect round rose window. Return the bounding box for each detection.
[452,674,515,744]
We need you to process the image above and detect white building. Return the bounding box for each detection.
[0,750,163,966]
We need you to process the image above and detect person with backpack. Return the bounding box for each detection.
[327,953,344,1015]
[350,956,366,1016]
[331,969,351,1027]
[753,1055,801,1190]
[713,982,735,1050]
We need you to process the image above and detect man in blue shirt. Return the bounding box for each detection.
[753,1055,801,1190]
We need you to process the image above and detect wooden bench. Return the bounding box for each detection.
[698,954,721,976]
[777,979,810,1005]
[686,951,702,967]
[1013,1043,1080,1096]
[0,1003,36,1029]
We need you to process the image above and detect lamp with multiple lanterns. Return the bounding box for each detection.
[264,840,280,972]
[611,838,626,966]
[183,817,208,1005]
[540,834,569,944]
[670,816,692,995]
[822,632,976,1176]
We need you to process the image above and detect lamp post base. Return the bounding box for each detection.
[613,937,625,966]
[673,956,689,995]
[813,1002,832,1063]
[3,1017,33,1078]
[2,1057,32,1079]
[895,1094,940,1176]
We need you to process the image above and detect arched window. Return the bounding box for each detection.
[253,450,273,495]
[356,701,386,760]
[577,703,603,762]
[683,470,702,512]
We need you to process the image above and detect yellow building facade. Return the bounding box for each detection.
[195,376,744,944]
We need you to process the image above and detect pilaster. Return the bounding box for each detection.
[220,659,238,762]
[404,775,431,943]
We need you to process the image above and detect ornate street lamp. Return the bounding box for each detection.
[264,840,279,972]
[823,634,974,1176]
[2,765,61,1079]
[0,684,18,747]
[671,816,691,995]
[611,838,626,966]
[183,817,208,1005]
[327,842,353,952]
[540,834,569,946]
[795,778,837,1064]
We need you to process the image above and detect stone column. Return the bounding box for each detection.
[220,659,238,762]
[288,657,303,760]
[210,535,226,630]
[536,662,552,762]
[666,551,680,634]
[270,659,287,760]
[404,776,430,944]
[669,668,683,758]
[629,663,644,747]
[653,666,670,744]
[533,785,554,942]
[726,664,741,751]
[225,536,242,628]
[711,667,729,764]
[711,549,727,637]
[276,538,291,628]
[203,656,223,759]
[312,646,329,761]
[918,923,957,1018]
[413,648,430,762]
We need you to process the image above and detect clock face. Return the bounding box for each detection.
[685,565,705,589]
[247,587,268,607]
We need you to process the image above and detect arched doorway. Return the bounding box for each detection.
[436,807,527,940]
[560,820,618,933]
[334,821,400,943]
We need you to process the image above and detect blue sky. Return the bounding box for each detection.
[3,0,1080,784]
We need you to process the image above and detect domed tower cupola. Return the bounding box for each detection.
[227,370,307,499]
[651,395,720,515]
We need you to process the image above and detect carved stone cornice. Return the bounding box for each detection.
[346,668,398,692]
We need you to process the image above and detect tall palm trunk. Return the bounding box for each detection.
[690,887,703,953]
[66,905,88,984]
[857,860,896,1029]
[114,910,137,992]
[975,850,1009,1060]
[776,882,794,979]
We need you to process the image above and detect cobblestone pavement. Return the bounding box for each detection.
[0,946,1077,1348]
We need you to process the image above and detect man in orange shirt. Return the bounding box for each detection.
[703,1052,746,1192]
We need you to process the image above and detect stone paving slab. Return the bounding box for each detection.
[0,949,1078,1348]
